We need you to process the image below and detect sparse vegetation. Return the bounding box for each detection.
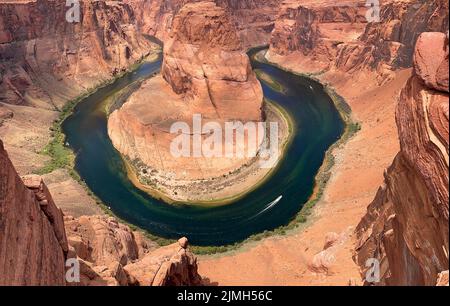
[33,48,361,256]
[190,54,362,256]
[254,69,285,93]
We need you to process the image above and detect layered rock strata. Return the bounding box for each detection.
[1,139,201,286]
[108,1,285,203]
[334,0,449,83]
[0,0,158,214]
[0,139,68,285]
[0,0,155,109]
[64,215,201,286]
[267,0,368,74]
[354,32,449,286]
[126,0,280,48]
[267,0,449,82]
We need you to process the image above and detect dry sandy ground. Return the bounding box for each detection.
[0,103,103,217]
[199,68,412,286]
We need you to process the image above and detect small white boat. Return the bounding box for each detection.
[263,195,282,211]
[254,195,283,218]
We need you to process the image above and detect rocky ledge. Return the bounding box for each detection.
[354,32,449,286]
[0,139,201,286]
[267,0,449,83]
[108,1,287,203]
[126,0,280,47]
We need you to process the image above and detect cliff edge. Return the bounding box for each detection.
[354,32,449,286]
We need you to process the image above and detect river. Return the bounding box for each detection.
[62,47,345,246]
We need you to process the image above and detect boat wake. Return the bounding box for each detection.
[249,195,283,220]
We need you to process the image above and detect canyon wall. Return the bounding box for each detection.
[0,0,155,109]
[1,140,201,286]
[267,0,449,81]
[108,0,279,202]
[335,0,449,83]
[267,0,368,74]
[0,0,158,211]
[0,139,68,285]
[0,0,158,176]
[354,32,449,286]
[126,0,280,48]
[64,216,201,286]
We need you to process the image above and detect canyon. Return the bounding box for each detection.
[108,0,289,203]
[0,138,201,285]
[0,0,158,216]
[0,0,449,286]
[199,0,449,285]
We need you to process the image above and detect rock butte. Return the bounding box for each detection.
[108,0,286,203]
[0,0,449,286]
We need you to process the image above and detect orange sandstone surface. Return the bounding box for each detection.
[107,1,289,203]
[199,0,448,285]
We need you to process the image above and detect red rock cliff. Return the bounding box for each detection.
[267,0,368,74]
[1,137,201,286]
[108,1,271,203]
[267,0,449,80]
[126,0,279,47]
[0,0,155,109]
[354,32,449,286]
[0,139,68,285]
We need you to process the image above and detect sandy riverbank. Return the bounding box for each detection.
[0,52,161,218]
[122,99,293,206]
[198,62,412,285]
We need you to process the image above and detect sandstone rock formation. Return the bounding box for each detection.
[436,271,449,286]
[126,0,280,48]
[354,32,449,286]
[334,0,449,82]
[216,0,280,48]
[124,238,202,286]
[267,0,368,74]
[64,215,201,286]
[0,0,158,214]
[108,1,281,202]
[1,138,201,286]
[0,0,155,109]
[267,0,449,81]
[0,139,68,285]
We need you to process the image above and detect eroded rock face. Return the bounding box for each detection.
[0,0,159,178]
[267,0,449,80]
[108,1,271,202]
[124,238,202,286]
[126,0,280,47]
[267,0,367,74]
[354,32,449,286]
[0,140,68,285]
[335,0,449,82]
[413,32,449,92]
[65,215,140,267]
[0,0,154,109]
[1,140,201,286]
[64,214,201,286]
[161,1,263,113]
[216,0,280,48]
